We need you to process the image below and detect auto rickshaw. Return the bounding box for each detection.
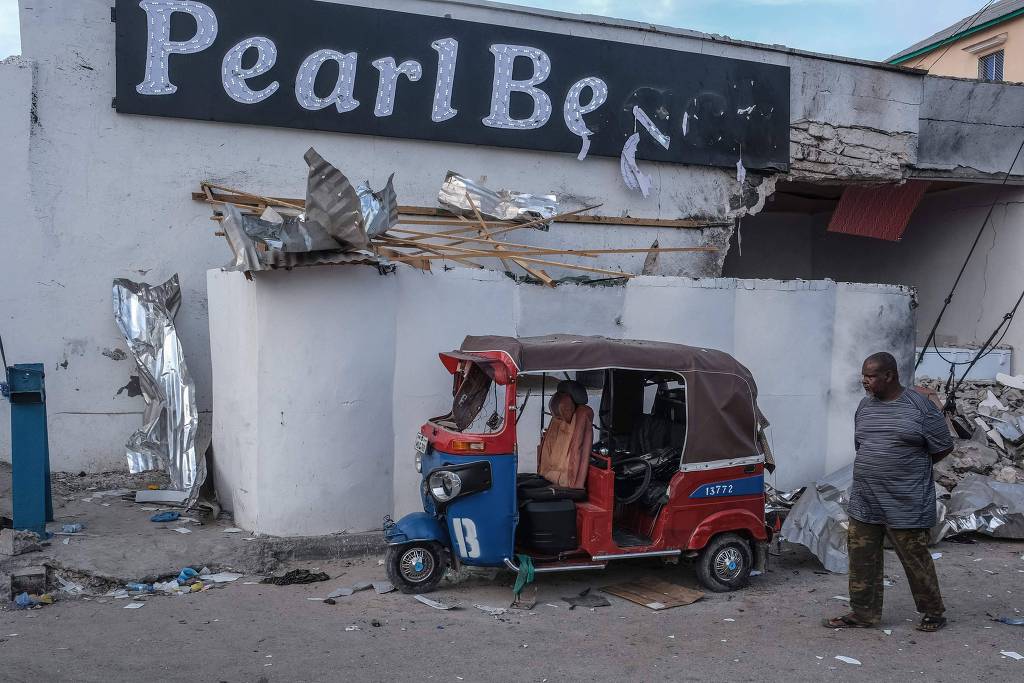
[384,334,776,593]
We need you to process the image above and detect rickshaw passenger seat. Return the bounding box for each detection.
[536,388,593,490]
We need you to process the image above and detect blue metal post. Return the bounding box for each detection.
[6,363,53,535]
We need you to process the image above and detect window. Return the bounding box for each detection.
[979,50,1004,82]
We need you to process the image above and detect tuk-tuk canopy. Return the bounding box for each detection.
[460,335,767,468]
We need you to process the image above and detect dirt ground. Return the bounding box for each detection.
[3,535,1024,682]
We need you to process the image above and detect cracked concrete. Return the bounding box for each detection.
[789,120,915,182]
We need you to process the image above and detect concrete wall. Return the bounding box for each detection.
[916,76,1024,181]
[723,184,1024,374]
[208,266,915,533]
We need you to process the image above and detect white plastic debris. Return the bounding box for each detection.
[414,594,457,610]
[55,574,84,596]
[203,572,243,583]
[883,629,892,635]
[979,391,1008,415]
[123,602,145,609]
[1001,651,1024,660]
[345,625,361,632]
[736,157,747,185]
[932,552,943,560]
[723,618,736,622]
[996,373,1024,390]
[834,656,861,665]
[171,527,192,534]
[223,528,243,533]
[831,596,851,601]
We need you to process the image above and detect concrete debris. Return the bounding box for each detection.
[1,529,43,556]
[918,379,1024,489]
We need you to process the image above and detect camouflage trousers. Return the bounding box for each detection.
[847,518,945,624]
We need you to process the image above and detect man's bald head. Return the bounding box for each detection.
[861,352,901,400]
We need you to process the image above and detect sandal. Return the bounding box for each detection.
[822,613,874,629]
[915,615,947,632]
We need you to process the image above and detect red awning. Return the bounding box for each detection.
[827,181,930,241]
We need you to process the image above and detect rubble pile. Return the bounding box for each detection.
[918,377,1024,489]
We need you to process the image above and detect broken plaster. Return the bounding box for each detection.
[789,119,914,182]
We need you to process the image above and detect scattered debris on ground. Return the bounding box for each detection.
[562,587,610,610]
[261,569,330,586]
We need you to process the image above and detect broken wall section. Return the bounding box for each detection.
[786,58,920,182]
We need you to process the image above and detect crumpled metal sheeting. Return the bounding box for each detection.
[780,465,853,574]
[765,482,804,515]
[221,204,385,273]
[438,171,558,223]
[259,248,383,270]
[112,275,205,505]
[358,173,399,238]
[303,147,371,252]
[934,474,1024,540]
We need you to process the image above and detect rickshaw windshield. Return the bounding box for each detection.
[430,360,507,434]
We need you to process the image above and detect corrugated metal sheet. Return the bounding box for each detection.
[826,181,930,241]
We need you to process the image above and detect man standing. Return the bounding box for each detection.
[825,352,953,632]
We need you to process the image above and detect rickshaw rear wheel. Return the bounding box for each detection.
[695,533,753,592]
[386,542,449,594]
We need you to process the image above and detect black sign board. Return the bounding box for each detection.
[114,0,790,171]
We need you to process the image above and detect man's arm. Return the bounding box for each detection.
[931,445,953,463]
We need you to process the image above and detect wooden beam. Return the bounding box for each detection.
[385,250,634,279]
[379,239,718,259]
[192,188,728,229]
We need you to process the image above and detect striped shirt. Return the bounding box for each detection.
[848,389,952,529]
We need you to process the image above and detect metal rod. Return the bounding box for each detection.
[591,549,682,561]
[502,557,607,573]
[540,373,546,438]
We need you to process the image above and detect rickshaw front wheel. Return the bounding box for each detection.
[386,542,449,594]
[694,533,753,593]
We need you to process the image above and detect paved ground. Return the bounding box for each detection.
[3,534,1024,682]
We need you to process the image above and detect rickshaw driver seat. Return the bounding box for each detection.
[535,384,593,489]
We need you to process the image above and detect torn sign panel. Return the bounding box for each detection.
[620,133,652,198]
[112,275,205,504]
[438,172,559,223]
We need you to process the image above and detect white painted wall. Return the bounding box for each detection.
[208,266,915,534]
[726,185,1024,374]
[0,0,929,475]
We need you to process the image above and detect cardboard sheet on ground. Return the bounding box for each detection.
[602,579,704,610]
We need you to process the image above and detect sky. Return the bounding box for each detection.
[0,1,990,62]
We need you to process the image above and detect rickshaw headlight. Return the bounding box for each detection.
[415,452,422,473]
[428,470,463,502]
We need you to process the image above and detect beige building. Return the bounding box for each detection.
[889,0,1024,82]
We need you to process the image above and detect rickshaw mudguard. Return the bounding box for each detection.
[439,452,518,567]
[385,512,451,547]
[685,508,768,551]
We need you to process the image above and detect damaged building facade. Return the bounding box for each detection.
[1,0,1023,535]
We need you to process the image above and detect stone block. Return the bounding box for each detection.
[10,565,48,599]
